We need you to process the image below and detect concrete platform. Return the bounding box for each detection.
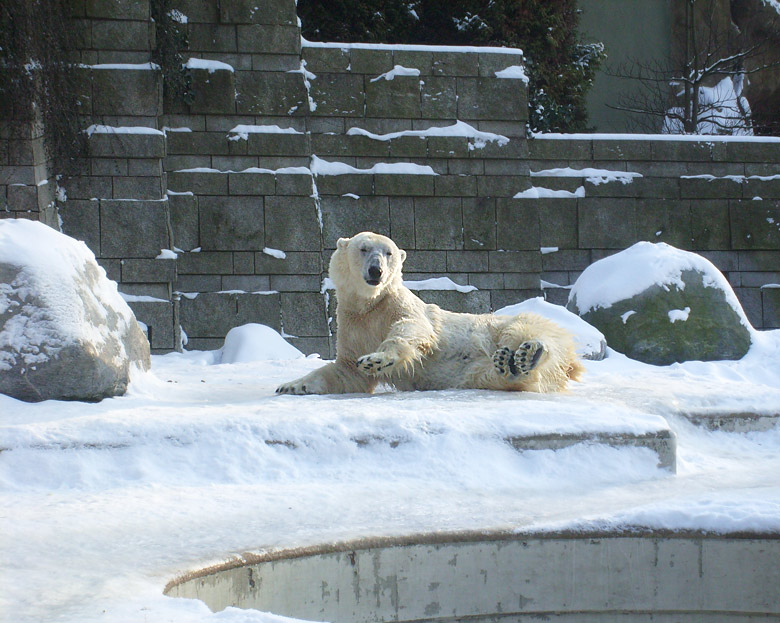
[166,530,780,622]
[678,409,780,432]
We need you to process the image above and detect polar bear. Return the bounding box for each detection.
[276,232,584,395]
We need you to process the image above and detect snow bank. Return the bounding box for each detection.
[403,277,476,293]
[184,58,235,73]
[310,156,436,176]
[219,324,304,364]
[346,120,508,147]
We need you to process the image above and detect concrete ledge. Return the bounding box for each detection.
[165,530,780,621]
[679,410,780,432]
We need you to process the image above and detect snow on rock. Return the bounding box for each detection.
[514,186,585,199]
[370,65,421,81]
[228,125,303,141]
[403,277,476,293]
[495,297,607,360]
[262,247,287,260]
[567,242,752,365]
[0,220,150,402]
[218,324,304,364]
[346,120,509,148]
[184,58,235,73]
[310,155,436,176]
[495,65,529,83]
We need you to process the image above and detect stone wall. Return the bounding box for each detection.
[1,0,778,356]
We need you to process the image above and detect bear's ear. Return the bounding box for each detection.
[336,237,350,249]
[399,248,407,263]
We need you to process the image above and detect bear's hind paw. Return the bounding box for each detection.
[357,352,396,375]
[493,340,546,378]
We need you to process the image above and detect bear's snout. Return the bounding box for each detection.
[366,264,382,285]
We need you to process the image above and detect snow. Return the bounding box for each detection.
[568,241,750,326]
[3,317,780,623]
[403,277,476,293]
[531,167,642,185]
[86,63,160,70]
[668,307,691,323]
[218,324,304,364]
[370,65,421,82]
[184,58,235,73]
[534,132,780,143]
[156,249,178,260]
[301,39,524,56]
[86,125,165,137]
[346,120,508,148]
[494,65,529,83]
[228,125,303,141]
[514,186,585,198]
[309,155,436,176]
[262,247,287,260]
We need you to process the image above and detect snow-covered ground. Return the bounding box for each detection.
[2,323,780,623]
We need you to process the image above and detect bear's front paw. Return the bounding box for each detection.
[356,352,396,375]
[276,379,314,395]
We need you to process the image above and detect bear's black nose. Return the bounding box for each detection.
[368,265,382,281]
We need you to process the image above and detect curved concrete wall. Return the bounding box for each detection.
[166,531,780,622]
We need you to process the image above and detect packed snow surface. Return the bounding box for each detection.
[3,322,780,623]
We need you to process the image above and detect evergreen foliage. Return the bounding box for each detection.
[297,0,605,132]
[0,0,86,167]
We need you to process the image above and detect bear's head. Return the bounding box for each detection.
[329,232,407,300]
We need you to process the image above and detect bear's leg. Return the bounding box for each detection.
[492,340,546,378]
[276,361,377,395]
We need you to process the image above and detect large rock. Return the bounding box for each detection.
[0,220,150,402]
[566,242,752,365]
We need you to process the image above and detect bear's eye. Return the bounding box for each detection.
[359,247,368,254]
[386,250,392,256]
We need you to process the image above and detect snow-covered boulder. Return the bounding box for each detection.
[0,220,150,402]
[566,242,752,365]
[495,297,607,360]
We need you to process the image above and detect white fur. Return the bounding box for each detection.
[276,232,584,395]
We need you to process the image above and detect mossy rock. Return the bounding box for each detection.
[567,243,752,366]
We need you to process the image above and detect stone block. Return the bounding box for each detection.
[312,174,372,197]
[187,24,237,53]
[244,132,309,156]
[168,192,199,251]
[414,197,462,250]
[503,272,541,290]
[236,71,307,115]
[233,251,255,274]
[221,275,271,291]
[744,177,780,199]
[164,155,211,171]
[212,155,257,171]
[91,19,151,51]
[388,197,416,250]
[537,199,578,249]
[592,140,652,161]
[302,46,351,73]
[403,250,447,273]
[127,158,162,177]
[264,196,321,251]
[113,176,165,200]
[86,0,149,19]
[489,250,542,273]
[220,0,298,25]
[434,174,477,197]
[468,272,504,290]
[733,287,763,328]
[309,73,365,117]
[540,249,591,271]
[128,299,174,351]
[420,76,458,119]
[763,287,780,328]
[477,175,529,197]
[168,170,228,195]
[738,250,780,271]
[457,77,527,121]
[528,137,592,161]
[62,175,113,200]
[237,24,301,55]
[680,176,742,199]
[392,49,432,74]
[59,199,101,255]
[496,199,540,251]
[578,198,638,249]
[174,274,219,293]
[269,274,321,291]
[198,195,263,251]
[188,68,236,114]
[365,75,422,119]
[690,200,731,250]
[281,292,328,337]
[730,200,780,250]
[349,48,393,75]
[180,291,280,337]
[121,258,176,283]
[228,171,275,195]
[635,200,693,249]
[432,51,479,77]
[416,289,490,314]
[89,130,165,158]
[462,197,496,250]
[374,173,434,196]
[5,184,38,212]
[651,140,715,162]
[167,131,229,156]
[724,141,780,163]
[446,250,488,272]
[91,68,162,116]
[177,251,233,275]
[276,172,313,195]
[320,196,390,247]
[478,52,526,77]
[172,0,218,22]
[100,199,171,258]
[255,251,322,275]
[428,136,469,159]
[388,136,428,159]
